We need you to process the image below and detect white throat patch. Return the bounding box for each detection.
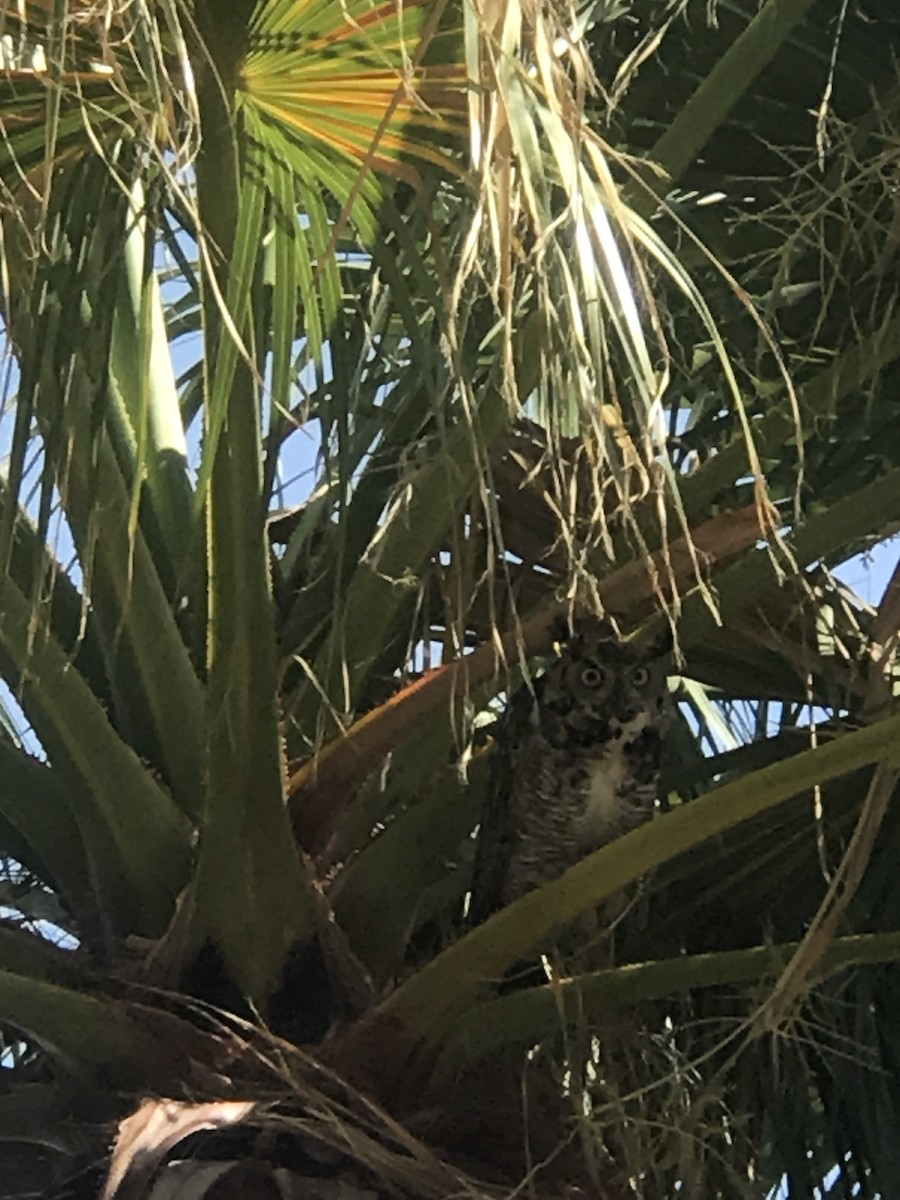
[578,711,650,845]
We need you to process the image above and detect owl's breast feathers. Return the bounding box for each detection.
[516,701,660,849]
[580,711,655,845]
[467,618,671,923]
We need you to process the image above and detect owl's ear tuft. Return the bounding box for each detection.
[571,612,619,641]
[550,613,573,645]
[647,622,675,658]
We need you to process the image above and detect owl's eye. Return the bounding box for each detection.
[631,666,651,687]
[580,666,607,688]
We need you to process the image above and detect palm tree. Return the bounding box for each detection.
[1,0,900,1195]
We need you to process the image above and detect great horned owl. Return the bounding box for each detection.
[467,617,672,926]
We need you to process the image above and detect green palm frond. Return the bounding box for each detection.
[242,0,468,177]
[1,1,900,1197]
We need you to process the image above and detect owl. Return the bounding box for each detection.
[467,616,672,927]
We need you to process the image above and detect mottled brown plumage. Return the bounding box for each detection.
[468,617,672,926]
